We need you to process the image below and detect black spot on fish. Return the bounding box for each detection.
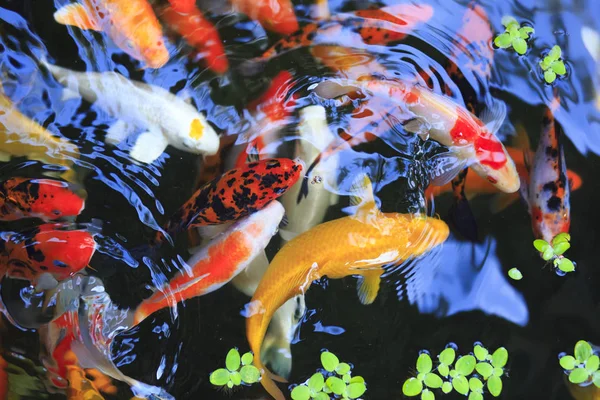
[265,160,281,170]
[543,182,558,193]
[226,178,236,188]
[547,196,562,212]
[546,146,558,158]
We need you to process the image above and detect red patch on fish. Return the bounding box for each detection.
[249,71,297,121]
[449,110,479,144]
[474,133,507,170]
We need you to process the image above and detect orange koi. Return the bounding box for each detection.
[167,0,196,13]
[158,4,229,74]
[54,0,169,68]
[134,200,284,326]
[230,0,299,36]
[246,176,449,400]
[0,178,84,221]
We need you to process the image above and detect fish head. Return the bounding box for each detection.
[249,158,304,199]
[140,41,170,69]
[471,132,520,193]
[113,10,169,69]
[177,114,220,156]
[30,179,85,219]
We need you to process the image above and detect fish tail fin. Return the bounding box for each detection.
[356,270,382,305]
[261,338,292,381]
[54,2,100,31]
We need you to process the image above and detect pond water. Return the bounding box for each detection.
[1,0,600,399]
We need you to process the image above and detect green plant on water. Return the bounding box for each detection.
[402,343,508,399]
[494,16,535,55]
[209,348,261,389]
[539,45,567,84]
[533,232,575,274]
[559,340,600,387]
[508,268,523,281]
[291,351,367,400]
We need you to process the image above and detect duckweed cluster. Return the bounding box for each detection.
[494,16,535,55]
[533,233,575,274]
[402,343,508,399]
[559,340,600,386]
[209,348,261,389]
[539,46,568,84]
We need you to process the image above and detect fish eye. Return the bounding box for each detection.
[125,40,135,50]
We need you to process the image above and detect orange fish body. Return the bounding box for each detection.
[134,200,285,326]
[231,0,298,36]
[159,4,229,74]
[0,178,84,221]
[0,224,96,285]
[246,176,449,400]
[54,0,169,68]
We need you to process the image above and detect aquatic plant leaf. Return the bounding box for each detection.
[548,45,562,61]
[336,363,351,375]
[552,233,571,245]
[533,240,550,252]
[326,376,346,395]
[442,381,452,394]
[438,364,450,377]
[469,377,483,392]
[240,365,260,384]
[558,258,575,273]
[403,378,424,396]
[469,392,483,400]
[314,393,329,400]
[494,33,512,49]
[520,26,534,36]
[439,348,456,365]
[456,356,476,376]
[449,369,458,378]
[475,362,493,378]
[346,382,367,399]
[513,38,527,55]
[508,268,523,280]
[542,246,555,260]
[230,371,242,386]
[560,355,576,370]
[487,376,503,396]
[226,348,241,372]
[424,373,443,389]
[417,354,433,374]
[343,373,351,384]
[553,241,570,255]
[350,376,365,384]
[474,345,488,361]
[308,373,325,392]
[492,348,508,368]
[227,380,233,388]
[321,352,340,372]
[209,368,230,386]
[241,352,254,366]
[452,375,469,395]
[593,371,600,388]
[540,58,552,71]
[586,355,600,373]
[569,368,589,384]
[323,385,332,394]
[501,16,518,28]
[291,385,311,400]
[421,389,434,400]
[493,367,504,377]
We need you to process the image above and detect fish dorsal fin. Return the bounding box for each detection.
[54,3,100,31]
[479,97,507,135]
[349,173,379,220]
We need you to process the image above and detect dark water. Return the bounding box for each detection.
[1,0,600,399]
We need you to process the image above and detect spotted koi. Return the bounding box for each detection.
[157,158,302,243]
[0,178,84,221]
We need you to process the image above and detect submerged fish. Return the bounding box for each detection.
[53,0,169,68]
[314,77,520,193]
[230,0,298,36]
[246,175,449,399]
[520,104,570,244]
[158,158,302,243]
[0,224,96,288]
[134,200,284,326]
[0,85,79,182]
[0,178,84,221]
[42,61,219,164]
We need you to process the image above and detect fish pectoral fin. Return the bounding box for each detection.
[129,130,168,164]
[54,3,100,31]
[489,193,518,214]
[479,96,507,135]
[105,120,134,146]
[349,173,379,219]
[427,151,469,187]
[356,270,382,305]
[403,117,431,140]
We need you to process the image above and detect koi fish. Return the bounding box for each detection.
[230,0,299,36]
[520,104,570,244]
[158,3,229,74]
[42,61,219,164]
[134,200,284,326]
[0,178,84,221]
[246,175,449,400]
[0,224,96,288]
[53,0,169,68]
[158,158,302,243]
[313,77,520,193]
[0,84,79,183]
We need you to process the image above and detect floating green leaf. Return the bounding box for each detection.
[559,355,576,370]
[403,378,424,396]
[513,37,527,54]
[587,355,600,373]
[314,393,329,400]
[476,362,494,378]
[321,352,340,372]
[343,373,351,384]
[326,377,346,395]
[469,377,483,392]
[336,362,351,375]
[508,267,523,280]
[308,373,324,392]
[494,33,513,48]
[455,355,476,376]
[492,348,509,368]
[469,392,484,400]
[493,367,504,377]
[501,16,518,28]
[241,352,253,366]
[534,239,550,252]
[474,345,488,361]
[548,45,562,61]
[438,364,449,377]
[439,348,456,365]
[593,371,600,388]
[542,245,555,259]
[421,389,435,400]
[557,258,575,273]
[240,365,260,384]
[488,375,503,397]
[230,371,242,386]
[569,368,590,384]
[442,381,453,394]
[350,376,365,384]
[575,341,593,363]
[553,233,571,245]
[452,375,469,395]
[417,354,433,374]
[226,348,241,372]
[424,373,443,389]
[346,382,367,399]
[291,385,311,400]
[553,240,570,255]
[209,368,230,386]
